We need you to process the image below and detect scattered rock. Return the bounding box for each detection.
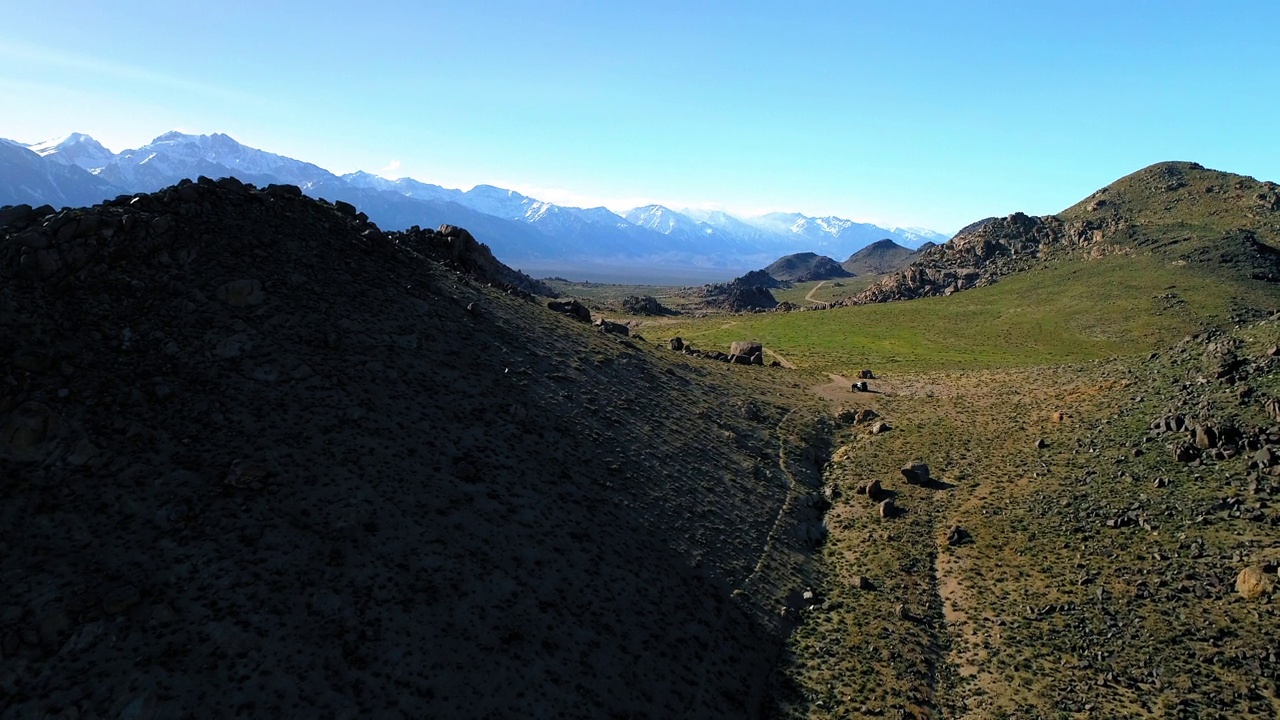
[593,318,630,336]
[851,575,875,591]
[1193,424,1219,449]
[1236,566,1275,599]
[858,369,875,379]
[946,525,971,546]
[1,401,60,452]
[1174,442,1201,463]
[1035,438,1049,450]
[900,461,930,484]
[879,498,897,518]
[1255,447,1277,468]
[224,459,270,489]
[869,421,892,435]
[547,299,591,322]
[216,278,265,307]
[1266,398,1280,423]
[861,478,884,501]
[102,585,141,615]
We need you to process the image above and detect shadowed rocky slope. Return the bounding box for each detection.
[0,178,832,718]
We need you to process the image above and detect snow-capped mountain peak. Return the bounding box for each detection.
[26,132,116,173]
[99,131,336,190]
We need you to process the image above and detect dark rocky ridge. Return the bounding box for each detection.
[764,252,853,282]
[0,177,831,717]
[682,269,782,312]
[853,162,1280,304]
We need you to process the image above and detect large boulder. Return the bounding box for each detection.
[620,295,673,316]
[593,319,630,336]
[1236,565,1275,599]
[901,461,930,484]
[547,299,591,323]
[1192,423,1219,449]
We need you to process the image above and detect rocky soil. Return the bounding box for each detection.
[772,321,1280,718]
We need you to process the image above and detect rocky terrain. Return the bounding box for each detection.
[852,162,1280,304]
[764,253,853,283]
[682,270,782,313]
[0,178,835,718]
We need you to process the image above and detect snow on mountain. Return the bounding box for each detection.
[625,205,715,240]
[342,171,463,204]
[1,128,951,273]
[26,133,117,173]
[887,226,950,247]
[99,131,337,191]
[741,211,941,254]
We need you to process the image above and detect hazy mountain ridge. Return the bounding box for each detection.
[1,131,950,272]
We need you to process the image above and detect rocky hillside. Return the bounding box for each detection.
[853,162,1280,304]
[765,252,853,282]
[686,269,782,312]
[840,238,919,276]
[0,179,833,718]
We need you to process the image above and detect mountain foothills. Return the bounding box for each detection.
[0,131,948,273]
[3,158,1280,719]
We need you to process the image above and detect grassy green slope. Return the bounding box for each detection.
[660,252,1277,375]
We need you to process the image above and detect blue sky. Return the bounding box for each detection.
[1,1,1276,233]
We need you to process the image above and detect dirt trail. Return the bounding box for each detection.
[764,348,796,369]
[803,280,828,304]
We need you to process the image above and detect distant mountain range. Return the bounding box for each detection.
[0,131,950,276]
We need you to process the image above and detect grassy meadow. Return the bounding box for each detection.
[648,253,1276,376]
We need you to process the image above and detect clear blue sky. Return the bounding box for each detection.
[2,1,1277,233]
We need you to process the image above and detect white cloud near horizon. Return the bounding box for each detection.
[377,159,402,178]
